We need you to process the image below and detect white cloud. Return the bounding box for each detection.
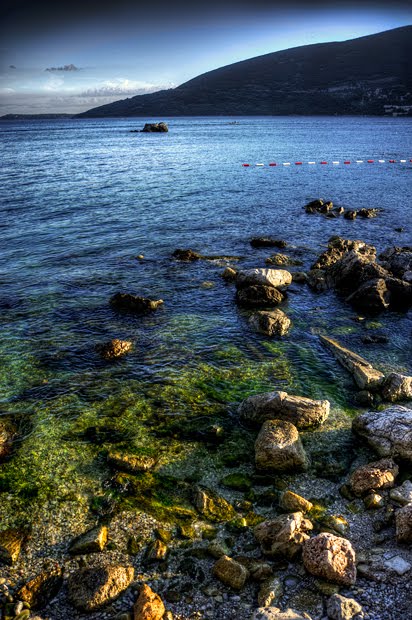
[81,78,174,97]
[0,87,15,95]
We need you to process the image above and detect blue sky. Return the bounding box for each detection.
[0,1,411,114]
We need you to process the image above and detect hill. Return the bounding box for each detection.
[79,26,412,117]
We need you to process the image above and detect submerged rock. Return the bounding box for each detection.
[0,528,24,565]
[212,555,249,590]
[326,593,363,620]
[134,584,165,620]
[193,486,236,522]
[254,512,312,558]
[249,309,291,336]
[141,122,168,132]
[358,208,380,218]
[302,533,357,585]
[221,266,237,280]
[344,210,357,220]
[0,418,15,460]
[236,285,284,308]
[352,405,412,463]
[67,565,134,611]
[172,248,201,261]
[18,566,63,609]
[69,525,108,555]
[108,450,157,473]
[96,339,132,360]
[396,503,412,544]
[250,237,287,248]
[236,268,292,289]
[110,293,163,313]
[349,458,399,496]
[239,390,329,429]
[255,420,308,472]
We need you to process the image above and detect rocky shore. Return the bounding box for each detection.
[0,205,411,620]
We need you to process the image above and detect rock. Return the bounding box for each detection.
[110,293,163,313]
[379,246,412,278]
[381,372,412,402]
[396,503,412,543]
[67,565,134,612]
[250,237,287,248]
[207,540,231,559]
[252,607,312,620]
[212,555,249,590]
[307,269,328,292]
[172,248,201,261]
[303,533,356,585]
[326,250,388,294]
[249,309,291,336]
[194,486,236,522]
[0,419,15,460]
[326,593,363,619]
[220,473,252,491]
[133,584,165,620]
[0,529,24,565]
[384,277,412,311]
[108,450,157,472]
[96,339,132,360]
[254,512,312,558]
[344,210,357,220]
[319,336,385,391]
[258,576,283,607]
[17,566,63,609]
[346,278,391,314]
[141,122,168,132]
[255,420,308,472]
[349,458,399,496]
[236,268,292,289]
[358,208,379,219]
[146,539,168,562]
[292,271,308,284]
[352,405,412,463]
[266,254,302,267]
[69,525,108,555]
[239,390,329,429]
[383,555,411,575]
[312,238,376,271]
[221,267,237,281]
[280,490,313,513]
[236,285,284,308]
[389,480,412,505]
[361,333,388,344]
[363,493,384,510]
[304,198,325,213]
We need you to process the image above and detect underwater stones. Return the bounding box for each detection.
[302,533,357,586]
[346,278,391,314]
[320,336,385,391]
[0,528,24,565]
[390,480,412,505]
[326,593,363,620]
[250,237,287,248]
[69,525,108,555]
[255,420,308,472]
[249,309,291,337]
[395,503,412,544]
[133,584,165,620]
[0,418,15,460]
[236,285,284,308]
[172,248,201,261]
[349,458,399,497]
[96,339,132,360]
[212,555,249,590]
[280,490,313,513]
[236,268,292,289]
[141,122,168,132]
[108,450,157,473]
[254,512,312,558]
[252,608,312,620]
[67,565,134,611]
[258,576,283,607]
[239,390,329,429]
[352,405,412,463]
[110,293,164,314]
[381,372,412,402]
[17,566,63,609]
[193,486,236,522]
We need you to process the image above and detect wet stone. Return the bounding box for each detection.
[96,339,132,360]
[255,419,308,472]
[110,292,164,313]
[69,525,108,555]
[280,490,313,513]
[193,486,236,522]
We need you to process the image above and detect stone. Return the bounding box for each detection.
[252,608,312,620]
[17,566,63,609]
[349,458,399,496]
[258,576,283,607]
[146,539,168,562]
[207,540,231,559]
[69,525,108,555]
[396,503,412,544]
[250,237,287,248]
[363,493,384,510]
[326,249,386,294]
[212,555,249,590]
[96,339,132,360]
[304,198,325,213]
[0,529,24,565]
[280,490,313,513]
[292,271,308,283]
[254,512,313,558]
[236,285,284,308]
[141,122,168,132]
[193,486,236,522]
[389,480,412,505]
[379,246,412,278]
[326,593,363,619]
[344,210,357,220]
[320,515,349,536]
[108,450,157,473]
[312,238,376,271]
[320,336,385,391]
[346,279,392,314]
[67,565,134,611]
[255,420,308,472]
[221,267,237,281]
[239,390,329,429]
[0,419,15,460]
[352,405,412,463]
[358,208,379,219]
[302,533,357,585]
[381,372,412,402]
[236,268,292,289]
[383,555,411,575]
[133,584,165,620]
[110,293,163,313]
[172,248,201,261]
[249,309,291,337]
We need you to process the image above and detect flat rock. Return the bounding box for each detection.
[349,458,399,496]
[250,238,287,248]
[236,268,292,289]
[254,512,312,558]
[0,528,24,565]
[396,503,412,544]
[67,565,134,611]
[236,285,284,308]
[108,450,157,472]
[212,555,249,590]
[249,309,291,337]
[302,533,357,585]
[252,608,312,620]
[133,583,165,620]
[69,525,108,555]
[255,419,308,472]
[17,567,63,609]
[352,405,412,462]
[320,336,385,390]
[110,293,163,313]
[383,555,411,575]
[381,372,412,402]
[389,480,412,505]
[326,593,363,619]
[239,390,329,429]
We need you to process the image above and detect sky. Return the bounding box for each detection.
[0,0,411,115]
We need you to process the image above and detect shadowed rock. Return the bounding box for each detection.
[352,405,412,463]
[18,567,63,609]
[141,122,168,132]
[249,309,291,336]
[110,293,164,313]
[213,555,249,590]
[0,529,25,565]
[69,525,108,555]
[236,285,284,308]
[250,237,287,248]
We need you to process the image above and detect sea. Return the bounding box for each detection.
[0,116,411,524]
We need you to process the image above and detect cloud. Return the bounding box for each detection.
[45,64,80,72]
[80,78,174,97]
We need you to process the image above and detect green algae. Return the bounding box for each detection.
[220,473,252,491]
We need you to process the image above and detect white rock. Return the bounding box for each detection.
[252,608,312,620]
[383,555,411,576]
[236,268,292,289]
[352,405,412,463]
[390,480,412,505]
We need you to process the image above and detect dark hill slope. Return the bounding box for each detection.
[79,26,412,117]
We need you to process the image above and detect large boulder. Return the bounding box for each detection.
[326,593,363,620]
[133,584,165,620]
[236,285,284,308]
[381,372,412,402]
[212,555,249,590]
[352,405,412,463]
[396,503,412,544]
[67,565,134,611]
[302,533,357,585]
[312,238,376,271]
[254,512,313,558]
[349,458,399,496]
[249,309,291,337]
[141,122,168,132]
[236,268,292,289]
[239,390,329,429]
[110,293,163,313]
[320,336,384,391]
[255,419,308,472]
[345,278,391,314]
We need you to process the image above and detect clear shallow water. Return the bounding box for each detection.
[0,116,411,523]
